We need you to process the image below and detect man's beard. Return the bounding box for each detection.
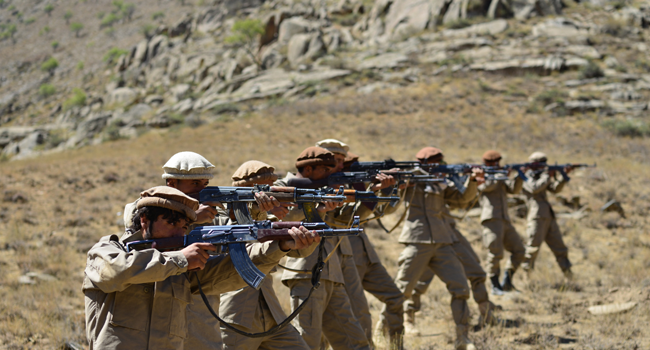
[142,220,157,240]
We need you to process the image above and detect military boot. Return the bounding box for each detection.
[490,275,504,296]
[478,301,501,327]
[404,310,420,336]
[563,268,574,281]
[455,325,476,350]
[501,269,516,292]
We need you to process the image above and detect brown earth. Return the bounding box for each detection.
[1,79,649,349]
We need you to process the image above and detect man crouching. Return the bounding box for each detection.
[83,186,319,350]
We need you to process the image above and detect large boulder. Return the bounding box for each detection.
[439,19,509,38]
[132,40,149,66]
[287,33,326,66]
[65,112,113,147]
[383,0,447,39]
[107,88,138,106]
[1,130,47,158]
[357,52,410,70]
[278,17,315,44]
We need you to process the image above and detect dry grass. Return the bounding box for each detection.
[1,77,650,349]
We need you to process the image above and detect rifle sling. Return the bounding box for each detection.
[195,239,327,338]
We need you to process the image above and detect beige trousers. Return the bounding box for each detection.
[221,297,308,350]
[407,232,489,311]
[286,279,370,350]
[481,218,525,277]
[340,253,373,344]
[521,218,571,271]
[390,243,470,331]
[355,249,405,337]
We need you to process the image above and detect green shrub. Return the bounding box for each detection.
[64,11,73,24]
[41,57,59,74]
[76,61,84,70]
[103,47,129,63]
[152,11,164,20]
[603,119,650,138]
[51,41,59,50]
[39,26,51,35]
[100,13,120,28]
[97,11,105,19]
[535,89,567,106]
[70,22,84,37]
[140,23,156,38]
[225,19,265,66]
[579,61,604,80]
[63,88,87,110]
[44,4,54,16]
[25,17,36,25]
[38,84,56,98]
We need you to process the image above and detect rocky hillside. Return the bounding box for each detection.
[0,0,649,159]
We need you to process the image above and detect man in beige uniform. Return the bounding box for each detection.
[521,152,573,278]
[84,186,319,350]
[316,139,405,347]
[479,150,526,293]
[277,146,371,350]
[389,147,480,350]
[123,152,281,350]
[219,160,310,350]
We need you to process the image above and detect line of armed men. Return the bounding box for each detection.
[83,138,594,350]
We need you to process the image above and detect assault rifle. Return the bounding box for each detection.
[126,218,363,289]
[285,176,401,206]
[199,185,347,204]
[419,164,508,193]
[347,159,421,172]
[328,170,444,187]
[504,162,596,181]
[197,185,348,224]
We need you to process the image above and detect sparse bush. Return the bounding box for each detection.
[39,25,50,36]
[602,18,628,37]
[25,17,36,25]
[0,23,17,43]
[77,61,84,70]
[41,57,59,75]
[140,23,156,39]
[100,13,120,28]
[63,88,87,110]
[38,84,56,98]
[44,4,54,16]
[104,120,126,141]
[603,119,650,137]
[105,27,116,37]
[225,19,265,66]
[51,41,59,51]
[579,61,604,79]
[64,11,73,24]
[103,47,129,63]
[635,59,650,72]
[70,22,84,37]
[152,11,164,20]
[97,11,105,19]
[535,89,567,106]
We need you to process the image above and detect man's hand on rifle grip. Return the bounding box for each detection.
[182,243,217,270]
[195,204,219,224]
[255,192,281,212]
[279,226,321,251]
